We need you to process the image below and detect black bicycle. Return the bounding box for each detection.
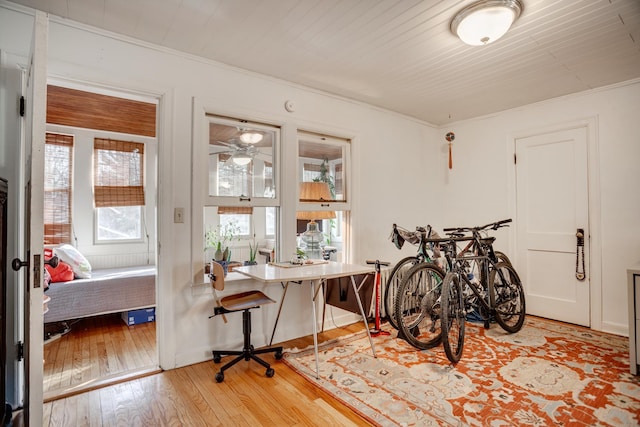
[385,224,442,331]
[440,219,526,364]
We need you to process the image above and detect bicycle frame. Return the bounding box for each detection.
[440,219,514,326]
[441,236,498,327]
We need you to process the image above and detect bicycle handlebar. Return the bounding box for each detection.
[443,218,512,234]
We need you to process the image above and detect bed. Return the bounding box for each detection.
[43,265,156,323]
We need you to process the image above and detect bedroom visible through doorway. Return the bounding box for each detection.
[42,84,159,400]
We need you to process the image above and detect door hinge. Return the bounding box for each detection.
[19,96,25,117]
[514,153,517,164]
[17,341,24,361]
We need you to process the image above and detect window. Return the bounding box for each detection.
[198,115,280,270]
[217,206,252,236]
[207,119,276,199]
[297,131,350,260]
[44,132,73,244]
[93,138,145,242]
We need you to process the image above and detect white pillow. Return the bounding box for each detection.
[54,244,92,279]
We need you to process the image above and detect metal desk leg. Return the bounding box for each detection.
[310,279,320,379]
[269,281,290,346]
[351,275,377,357]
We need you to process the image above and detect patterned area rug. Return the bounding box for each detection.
[283,317,640,426]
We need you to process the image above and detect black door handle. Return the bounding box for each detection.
[45,255,59,269]
[11,258,28,271]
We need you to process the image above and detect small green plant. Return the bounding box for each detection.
[204,222,241,256]
[248,234,258,263]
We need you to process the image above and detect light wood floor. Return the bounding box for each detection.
[43,314,158,400]
[40,317,371,426]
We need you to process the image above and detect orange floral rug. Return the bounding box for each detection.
[283,316,640,426]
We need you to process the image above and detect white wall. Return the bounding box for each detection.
[37,10,441,368]
[1,3,638,375]
[436,81,640,334]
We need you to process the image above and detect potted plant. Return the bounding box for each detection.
[245,235,258,266]
[205,222,240,262]
[313,158,336,245]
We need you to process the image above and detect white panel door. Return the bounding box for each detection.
[516,126,590,326]
[19,10,48,425]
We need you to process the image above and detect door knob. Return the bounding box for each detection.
[11,258,28,271]
[45,255,59,269]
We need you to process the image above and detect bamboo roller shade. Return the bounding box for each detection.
[47,85,157,137]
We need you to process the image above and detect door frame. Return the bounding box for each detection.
[507,117,602,330]
[41,77,166,397]
[47,75,178,361]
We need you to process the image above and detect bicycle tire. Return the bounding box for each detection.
[441,272,466,364]
[384,256,420,330]
[489,262,526,333]
[394,262,445,350]
[494,250,512,265]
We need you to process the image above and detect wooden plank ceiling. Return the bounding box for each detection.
[14,0,640,125]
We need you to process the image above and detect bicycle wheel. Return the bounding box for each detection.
[441,272,466,364]
[384,256,420,330]
[394,262,445,349]
[489,262,526,333]
[494,250,512,265]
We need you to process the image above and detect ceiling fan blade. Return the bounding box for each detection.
[215,140,240,148]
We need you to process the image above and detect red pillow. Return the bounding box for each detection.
[45,260,74,283]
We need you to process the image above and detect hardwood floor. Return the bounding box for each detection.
[41,318,371,426]
[43,313,158,401]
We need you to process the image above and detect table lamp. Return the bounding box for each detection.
[297,182,336,250]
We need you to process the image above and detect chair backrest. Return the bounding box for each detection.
[210,262,225,291]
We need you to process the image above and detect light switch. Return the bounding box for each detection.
[174,207,185,223]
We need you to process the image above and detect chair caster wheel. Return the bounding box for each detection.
[215,372,224,383]
[266,368,275,378]
[213,353,221,363]
[275,351,283,360]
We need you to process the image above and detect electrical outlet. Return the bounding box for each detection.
[174,207,184,223]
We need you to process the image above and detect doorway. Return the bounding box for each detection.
[515,124,595,327]
[42,83,159,400]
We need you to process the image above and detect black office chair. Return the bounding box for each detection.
[209,262,283,383]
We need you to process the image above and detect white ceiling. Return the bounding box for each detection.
[10,0,640,125]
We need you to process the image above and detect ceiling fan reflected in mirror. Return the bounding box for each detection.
[209,134,271,166]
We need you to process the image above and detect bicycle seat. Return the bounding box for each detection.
[480,237,496,245]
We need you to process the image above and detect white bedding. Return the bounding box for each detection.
[44,265,156,323]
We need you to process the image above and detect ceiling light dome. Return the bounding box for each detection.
[232,154,252,165]
[451,0,523,46]
[239,131,263,144]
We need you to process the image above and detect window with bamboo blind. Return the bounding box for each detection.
[93,138,145,241]
[44,132,73,245]
[297,131,350,261]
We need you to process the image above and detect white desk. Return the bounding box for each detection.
[234,262,376,378]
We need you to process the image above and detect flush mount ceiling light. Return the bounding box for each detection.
[232,154,252,165]
[239,131,263,144]
[451,0,523,46]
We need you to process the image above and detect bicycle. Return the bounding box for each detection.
[385,224,442,331]
[393,259,446,349]
[440,219,526,364]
